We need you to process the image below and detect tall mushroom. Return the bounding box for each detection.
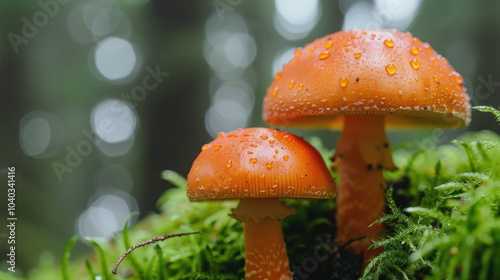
[263,29,471,262]
[187,127,336,279]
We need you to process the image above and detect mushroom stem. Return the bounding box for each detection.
[232,198,293,280]
[333,115,396,262]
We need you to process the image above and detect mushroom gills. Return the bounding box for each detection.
[230,198,296,222]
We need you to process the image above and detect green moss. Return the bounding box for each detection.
[3,107,500,280]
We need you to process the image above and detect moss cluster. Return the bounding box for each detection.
[2,107,500,280]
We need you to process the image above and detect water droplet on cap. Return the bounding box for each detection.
[383,39,394,48]
[339,77,348,88]
[410,47,419,55]
[289,80,295,89]
[272,86,279,95]
[324,42,333,49]
[410,59,420,69]
[354,53,362,59]
[452,71,463,85]
[249,158,257,163]
[283,155,289,161]
[319,51,330,60]
[385,64,397,75]
[201,144,210,151]
[274,72,282,80]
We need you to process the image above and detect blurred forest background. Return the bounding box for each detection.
[0,0,499,275]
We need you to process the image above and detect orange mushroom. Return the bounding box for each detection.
[263,29,470,262]
[187,127,336,279]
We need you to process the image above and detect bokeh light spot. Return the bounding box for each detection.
[77,191,138,239]
[94,37,136,81]
[91,99,138,144]
[19,111,64,158]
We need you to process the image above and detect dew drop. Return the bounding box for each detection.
[339,76,348,88]
[354,53,362,59]
[319,51,330,60]
[243,132,252,137]
[274,71,282,80]
[344,48,350,53]
[453,72,463,85]
[260,135,269,140]
[283,155,289,161]
[294,49,302,56]
[307,48,314,53]
[385,64,397,75]
[274,150,279,154]
[433,76,439,82]
[201,144,210,151]
[289,80,295,89]
[410,47,419,55]
[214,144,222,150]
[298,83,304,90]
[343,41,353,47]
[413,38,420,45]
[272,86,279,95]
[249,158,257,163]
[247,150,254,154]
[266,162,273,169]
[383,39,394,48]
[226,160,232,168]
[324,42,333,49]
[410,59,420,69]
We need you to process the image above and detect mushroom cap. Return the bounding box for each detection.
[187,127,336,201]
[263,29,471,129]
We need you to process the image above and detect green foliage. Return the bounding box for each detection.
[5,107,500,280]
[361,107,500,280]
[474,106,500,123]
[61,235,78,280]
[84,238,111,280]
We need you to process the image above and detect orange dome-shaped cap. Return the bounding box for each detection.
[187,127,336,201]
[263,29,471,129]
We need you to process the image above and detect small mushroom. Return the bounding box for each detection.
[187,127,336,279]
[263,29,471,262]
